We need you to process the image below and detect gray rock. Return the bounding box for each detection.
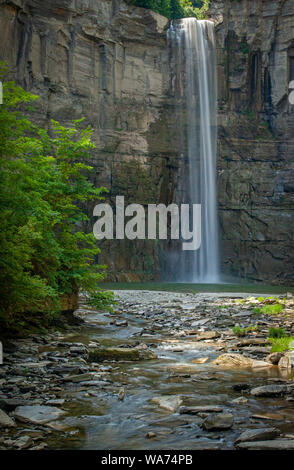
[236,440,294,450]
[250,385,288,397]
[14,405,66,425]
[266,352,284,365]
[235,427,279,443]
[0,409,15,428]
[202,413,234,431]
[179,406,223,415]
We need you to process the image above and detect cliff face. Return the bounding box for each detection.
[0,0,293,284]
[209,0,294,283]
[0,0,175,281]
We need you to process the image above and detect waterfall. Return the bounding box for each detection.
[168,18,220,283]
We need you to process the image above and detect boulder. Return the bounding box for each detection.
[213,353,272,369]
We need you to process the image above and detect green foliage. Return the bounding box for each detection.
[269,337,294,353]
[128,0,209,19]
[232,325,258,337]
[0,64,108,332]
[87,290,117,312]
[253,303,283,316]
[269,327,287,339]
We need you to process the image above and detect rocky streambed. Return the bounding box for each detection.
[1,290,294,450]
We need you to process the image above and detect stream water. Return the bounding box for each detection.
[45,292,294,450]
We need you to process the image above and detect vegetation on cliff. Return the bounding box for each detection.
[128,0,209,19]
[0,64,112,334]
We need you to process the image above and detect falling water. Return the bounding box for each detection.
[167,18,219,283]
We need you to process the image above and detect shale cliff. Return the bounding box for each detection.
[0,0,293,284]
[209,0,294,283]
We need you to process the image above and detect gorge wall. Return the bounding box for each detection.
[209,0,294,283]
[0,0,293,284]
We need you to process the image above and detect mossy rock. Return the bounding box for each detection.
[88,347,157,362]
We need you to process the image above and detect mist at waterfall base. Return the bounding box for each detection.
[162,18,220,284]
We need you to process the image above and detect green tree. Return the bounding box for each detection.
[0,63,109,333]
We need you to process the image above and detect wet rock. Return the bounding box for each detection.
[266,352,284,365]
[252,413,284,421]
[0,398,26,412]
[191,357,209,364]
[46,399,65,406]
[62,373,92,383]
[231,396,248,405]
[179,406,223,415]
[88,347,157,362]
[236,440,294,450]
[213,353,272,369]
[233,383,250,392]
[12,435,33,449]
[151,395,183,412]
[14,405,66,425]
[236,338,270,347]
[197,331,220,341]
[250,385,288,397]
[235,427,279,443]
[113,320,128,327]
[146,431,156,438]
[118,388,125,401]
[202,413,234,431]
[278,352,294,370]
[0,409,16,428]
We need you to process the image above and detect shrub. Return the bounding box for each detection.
[268,327,287,339]
[0,63,108,333]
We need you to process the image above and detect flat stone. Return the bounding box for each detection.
[88,347,157,362]
[14,405,66,425]
[214,353,272,369]
[197,331,220,341]
[250,385,288,397]
[62,373,92,382]
[252,413,284,421]
[235,427,279,443]
[236,440,294,450]
[0,409,15,428]
[202,413,234,431]
[46,399,65,406]
[231,396,248,404]
[151,395,183,412]
[237,338,269,347]
[191,357,209,364]
[179,406,223,415]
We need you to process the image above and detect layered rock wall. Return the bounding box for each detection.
[0,0,293,283]
[209,0,294,283]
